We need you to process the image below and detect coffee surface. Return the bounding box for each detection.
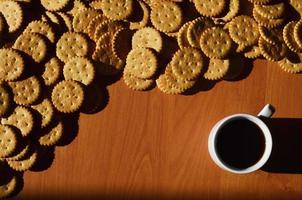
[215,118,265,169]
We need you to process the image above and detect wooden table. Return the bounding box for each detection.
[10,58,302,199]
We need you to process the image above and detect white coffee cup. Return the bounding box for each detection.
[208,104,274,174]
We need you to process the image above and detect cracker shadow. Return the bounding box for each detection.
[30,145,55,172]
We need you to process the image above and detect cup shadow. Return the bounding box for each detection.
[261,118,302,174]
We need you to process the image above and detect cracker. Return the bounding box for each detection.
[1,106,34,137]
[177,22,191,49]
[125,48,158,79]
[23,20,56,43]
[44,11,61,26]
[123,71,153,91]
[51,80,84,113]
[219,0,240,22]
[244,46,262,59]
[8,76,41,106]
[248,0,271,4]
[156,64,195,95]
[57,12,73,32]
[132,27,163,53]
[112,28,133,61]
[290,0,302,15]
[258,26,282,45]
[254,3,285,19]
[200,27,233,59]
[187,17,214,48]
[94,21,123,42]
[101,0,133,20]
[39,121,63,146]
[6,142,30,161]
[87,15,108,40]
[278,53,302,73]
[193,0,226,17]
[63,57,95,85]
[40,0,70,11]
[68,0,87,17]
[204,59,230,80]
[129,0,149,30]
[73,8,99,33]
[293,20,302,49]
[0,48,24,82]
[89,0,102,10]
[0,86,10,117]
[283,21,302,53]
[56,32,89,63]
[150,1,183,33]
[229,15,259,47]
[31,98,54,128]
[259,37,287,61]
[7,147,37,171]
[42,57,63,86]
[0,176,17,199]
[0,125,17,158]
[171,47,204,80]
[253,8,284,28]
[13,33,47,63]
[0,0,23,33]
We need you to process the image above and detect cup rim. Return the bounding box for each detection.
[208,114,273,174]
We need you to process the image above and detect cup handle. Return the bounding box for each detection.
[258,104,275,118]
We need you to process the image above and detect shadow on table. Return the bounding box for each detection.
[261,118,302,174]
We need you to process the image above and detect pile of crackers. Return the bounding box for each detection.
[0,0,301,197]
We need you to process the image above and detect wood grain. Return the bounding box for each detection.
[9,58,302,200]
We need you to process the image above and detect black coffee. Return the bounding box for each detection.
[215,118,265,169]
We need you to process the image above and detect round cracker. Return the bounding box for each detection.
[187,17,214,48]
[150,1,183,33]
[7,147,37,171]
[253,8,284,28]
[123,71,153,91]
[87,15,108,40]
[219,0,240,22]
[0,176,17,199]
[283,21,302,53]
[193,0,226,17]
[0,48,24,81]
[254,3,285,19]
[8,76,41,106]
[125,48,158,79]
[42,57,63,86]
[1,106,34,137]
[259,37,287,61]
[73,8,99,33]
[112,28,133,61]
[278,53,302,73]
[294,20,302,49]
[132,27,163,53]
[51,80,84,113]
[23,20,56,43]
[63,57,95,85]
[13,33,47,63]
[200,27,233,59]
[171,47,204,80]
[229,15,259,47]
[0,86,11,117]
[129,0,149,30]
[31,98,54,128]
[40,0,70,11]
[56,32,89,63]
[177,22,191,49]
[0,125,17,158]
[101,0,133,20]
